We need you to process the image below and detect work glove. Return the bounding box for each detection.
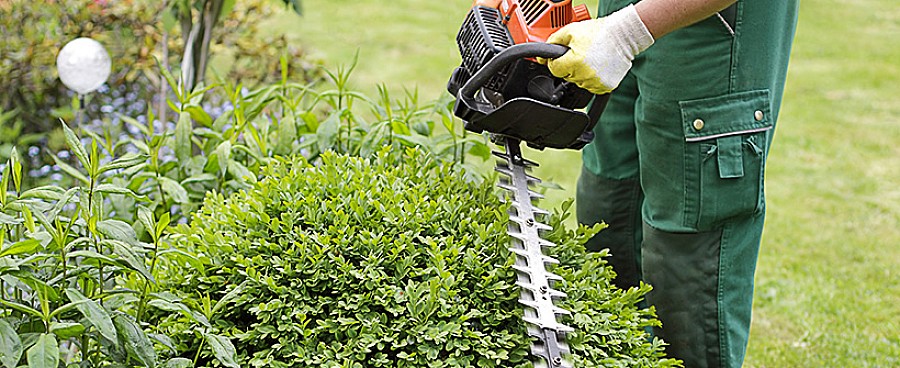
[542,4,655,94]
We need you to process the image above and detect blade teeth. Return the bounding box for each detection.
[540,240,558,248]
[498,138,573,368]
[498,182,516,192]
[507,232,527,241]
[509,248,529,258]
[522,317,574,332]
[516,284,568,299]
[545,272,564,282]
[521,157,540,167]
[495,166,513,176]
[511,265,531,274]
[529,190,545,199]
[532,207,550,216]
[533,222,552,231]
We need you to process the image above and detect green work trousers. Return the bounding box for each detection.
[576,1,798,367]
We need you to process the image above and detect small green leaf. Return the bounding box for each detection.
[18,186,66,201]
[64,289,117,342]
[156,57,180,101]
[203,334,239,368]
[162,358,192,368]
[148,299,209,327]
[118,114,150,136]
[49,322,85,339]
[158,177,189,204]
[212,281,249,317]
[25,333,57,368]
[112,314,157,368]
[95,184,148,201]
[174,112,192,162]
[155,213,171,241]
[275,114,297,155]
[214,141,232,175]
[66,250,117,265]
[0,212,22,226]
[97,220,139,245]
[98,153,147,175]
[0,299,42,318]
[104,239,155,283]
[60,121,91,173]
[137,207,156,240]
[0,162,9,205]
[0,239,42,258]
[185,105,213,128]
[0,320,23,368]
[51,156,89,184]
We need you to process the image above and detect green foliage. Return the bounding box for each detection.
[153,149,678,367]
[2,61,492,366]
[0,123,240,367]
[90,61,488,226]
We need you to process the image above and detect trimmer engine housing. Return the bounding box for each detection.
[448,0,601,150]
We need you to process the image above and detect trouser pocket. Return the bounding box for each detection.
[680,90,772,231]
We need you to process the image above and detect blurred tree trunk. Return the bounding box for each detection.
[178,0,226,92]
[174,0,301,92]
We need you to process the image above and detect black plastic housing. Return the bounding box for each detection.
[447,6,604,150]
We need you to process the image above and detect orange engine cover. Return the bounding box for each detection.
[479,0,592,44]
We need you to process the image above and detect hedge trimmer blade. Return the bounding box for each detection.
[494,137,573,368]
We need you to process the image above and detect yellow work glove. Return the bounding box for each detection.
[542,4,655,94]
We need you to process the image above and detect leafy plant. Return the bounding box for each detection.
[0,123,240,367]
[77,60,489,226]
[152,148,680,367]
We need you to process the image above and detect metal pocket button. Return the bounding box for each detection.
[693,119,705,131]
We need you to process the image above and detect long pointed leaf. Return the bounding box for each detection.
[60,122,91,174]
[64,289,117,342]
[174,112,193,162]
[0,239,41,258]
[98,153,148,175]
[0,298,42,318]
[103,239,155,283]
[51,156,89,185]
[113,314,157,368]
[203,334,239,368]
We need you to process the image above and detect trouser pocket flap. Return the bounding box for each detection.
[680,89,773,142]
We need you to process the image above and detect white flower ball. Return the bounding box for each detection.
[56,38,111,95]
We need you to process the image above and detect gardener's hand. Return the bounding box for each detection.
[541,4,654,94]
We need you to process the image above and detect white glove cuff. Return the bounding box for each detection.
[607,4,655,58]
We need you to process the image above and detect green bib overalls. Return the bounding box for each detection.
[576,1,799,367]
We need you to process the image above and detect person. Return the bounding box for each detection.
[542,0,799,367]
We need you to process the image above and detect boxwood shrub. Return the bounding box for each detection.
[155,148,681,368]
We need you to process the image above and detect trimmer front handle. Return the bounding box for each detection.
[451,43,605,150]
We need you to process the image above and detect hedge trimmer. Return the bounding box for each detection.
[447,1,609,367]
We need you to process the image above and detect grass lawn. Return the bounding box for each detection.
[267,0,899,366]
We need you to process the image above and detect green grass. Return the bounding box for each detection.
[266,0,899,366]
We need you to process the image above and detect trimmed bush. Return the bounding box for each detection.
[156,148,680,367]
